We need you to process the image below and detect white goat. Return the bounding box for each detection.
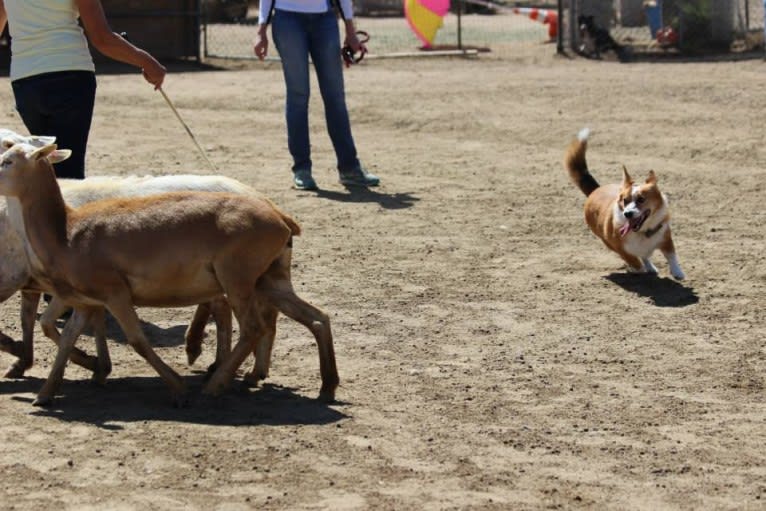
[0,129,55,150]
[0,143,337,406]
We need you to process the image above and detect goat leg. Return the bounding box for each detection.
[107,297,188,407]
[184,302,211,366]
[34,307,92,406]
[39,296,99,373]
[1,290,42,378]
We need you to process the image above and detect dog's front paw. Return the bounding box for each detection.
[642,259,658,274]
[667,254,685,280]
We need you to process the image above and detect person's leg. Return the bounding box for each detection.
[272,10,315,188]
[11,77,49,142]
[309,13,378,186]
[11,71,95,180]
[43,72,96,179]
[309,12,358,173]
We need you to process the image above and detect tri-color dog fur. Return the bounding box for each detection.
[564,128,685,280]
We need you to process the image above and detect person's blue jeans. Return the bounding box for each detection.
[12,70,96,179]
[272,9,360,175]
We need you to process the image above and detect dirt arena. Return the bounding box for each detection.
[0,45,764,510]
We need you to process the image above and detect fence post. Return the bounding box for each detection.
[557,0,563,53]
[457,0,463,50]
[195,0,202,63]
[568,0,577,54]
[202,0,209,58]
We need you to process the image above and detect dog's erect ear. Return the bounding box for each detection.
[621,165,633,187]
[646,170,657,185]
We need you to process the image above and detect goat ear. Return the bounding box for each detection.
[47,149,72,164]
[30,144,57,160]
[30,144,71,164]
[621,165,633,187]
[32,135,57,146]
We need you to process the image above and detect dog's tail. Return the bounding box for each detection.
[564,127,600,197]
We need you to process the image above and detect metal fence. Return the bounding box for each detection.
[202,0,561,59]
[565,0,764,58]
[201,0,765,60]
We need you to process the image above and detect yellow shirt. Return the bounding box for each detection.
[5,0,95,81]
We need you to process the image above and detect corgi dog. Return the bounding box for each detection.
[564,128,685,280]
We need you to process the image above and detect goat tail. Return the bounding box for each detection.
[262,197,302,237]
[281,212,301,237]
[564,127,600,197]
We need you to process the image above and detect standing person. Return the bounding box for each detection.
[254,0,380,190]
[0,0,166,179]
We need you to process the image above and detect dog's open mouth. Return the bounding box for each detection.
[619,210,650,237]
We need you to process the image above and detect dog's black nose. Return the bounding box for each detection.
[624,210,634,219]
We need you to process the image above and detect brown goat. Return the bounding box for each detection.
[0,144,338,406]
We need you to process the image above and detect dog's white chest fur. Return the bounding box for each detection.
[622,223,668,257]
[613,199,668,258]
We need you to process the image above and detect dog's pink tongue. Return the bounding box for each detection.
[619,222,631,237]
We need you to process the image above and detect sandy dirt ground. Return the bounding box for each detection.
[0,46,764,510]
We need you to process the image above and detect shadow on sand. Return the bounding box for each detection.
[604,273,699,307]
[50,315,193,349]
[309,187,420,210]
[1,376,347,429]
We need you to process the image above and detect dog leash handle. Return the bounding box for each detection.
[342,30,369,67]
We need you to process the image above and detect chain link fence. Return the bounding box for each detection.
[202,0,764,60]
[563,0,764,58]
[202,0,561,59]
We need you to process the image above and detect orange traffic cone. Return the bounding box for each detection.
[512,7,558,40]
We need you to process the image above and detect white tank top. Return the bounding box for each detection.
[5,0,95,81]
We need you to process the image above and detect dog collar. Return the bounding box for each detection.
[644,221,664,238]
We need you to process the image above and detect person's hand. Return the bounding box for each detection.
[142,58,166,90]
[344,30,366,54]
[254,25,269,60]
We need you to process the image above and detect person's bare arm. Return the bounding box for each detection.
[0,0,8,34]
[75,0,165,88]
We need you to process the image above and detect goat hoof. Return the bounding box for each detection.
[186,348,202,366]
[33,395,54,407]
[318,388,336,403]
[242,371,261,387]
[91,372,109,387]
[4,363,26,379]
[201,362,219,382]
